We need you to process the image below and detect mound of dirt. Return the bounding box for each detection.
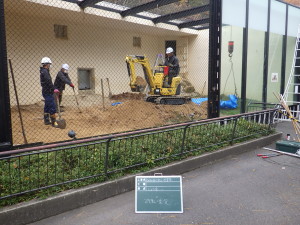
[110,92,145,100]
[11,97,208,145]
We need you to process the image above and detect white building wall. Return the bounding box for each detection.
[188,29,209,95]
[5,0,205,105]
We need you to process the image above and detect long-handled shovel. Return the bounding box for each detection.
[72,87,82,113]
[55,93,66,129]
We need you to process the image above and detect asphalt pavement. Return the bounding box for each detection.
[29,122,300,225]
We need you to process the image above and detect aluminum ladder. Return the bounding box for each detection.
[280,24,300,121]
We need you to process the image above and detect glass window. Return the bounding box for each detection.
[270,0,286,35]
[267,0,286,103]
[221,0,246,116]
[248,0,268,31]
[287,6,300,37]
[222,0,246,27]
[246,0,268,103]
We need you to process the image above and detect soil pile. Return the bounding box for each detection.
[11,93,208,145]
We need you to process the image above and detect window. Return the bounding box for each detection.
[78,69,92,90]
[54,24,68,39]
[133,36,141,48]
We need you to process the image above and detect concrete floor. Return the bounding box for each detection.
[29,122,300,225]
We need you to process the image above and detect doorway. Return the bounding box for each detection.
[165,40,177,55]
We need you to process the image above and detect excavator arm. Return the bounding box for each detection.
[125,55,154,92]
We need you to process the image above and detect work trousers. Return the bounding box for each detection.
[43,93,56,115]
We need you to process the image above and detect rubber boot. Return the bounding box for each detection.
[44,113,51,125]
[50,114,59,128]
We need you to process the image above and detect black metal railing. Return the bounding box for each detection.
[0,109,276,201]
[247,101,278,112]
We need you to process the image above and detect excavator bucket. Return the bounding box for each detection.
[131,85,145,92]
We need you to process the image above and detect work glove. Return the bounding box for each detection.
[168,63,174,67]
[54,89,60,93]
[70,83,75,88]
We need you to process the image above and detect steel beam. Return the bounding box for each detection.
[208,0,222,118]
[78,0,103,9]
[178,18,209,29]
[120,0,178,18]
[262,0,271,108]
[241,0,249,113]
[0,0,12,151]
[152,4,209,24]
[196,25,209,30]
[280,5,288,94]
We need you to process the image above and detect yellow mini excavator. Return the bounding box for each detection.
[125,55,190,105]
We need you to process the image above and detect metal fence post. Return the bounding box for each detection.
[268,110,275,131]
[181,124,190,156]
[104,138,112,180]
[230,117,239,145]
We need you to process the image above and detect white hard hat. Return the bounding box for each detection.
[62,64,69,70]
[41,57,52,64]
[166,47,174,54]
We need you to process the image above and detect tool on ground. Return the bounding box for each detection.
[263,147,300,158]
[9,59,28,144]
[55,93,66,129]
[257,153,280,158]
[100,78,105,110]
[106,78,112,99]
[72,87,82,113]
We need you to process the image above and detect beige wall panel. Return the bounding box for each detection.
[5,0,206,106]
[188,30,209,95]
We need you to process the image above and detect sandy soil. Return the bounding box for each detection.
[11,93,207,145]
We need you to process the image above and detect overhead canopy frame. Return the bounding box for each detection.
[75,0,210,30]
[78,0,103,8]
[178,18,210,29]
[152,4,209,24]
[120,0,179,18]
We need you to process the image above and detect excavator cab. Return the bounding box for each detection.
[125,55,189,105]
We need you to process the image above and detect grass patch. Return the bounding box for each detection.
[0,119,275,207]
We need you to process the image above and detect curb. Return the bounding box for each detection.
[0,132,282,225]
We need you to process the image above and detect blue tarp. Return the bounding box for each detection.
[111,102,122,106]
[191,98,208,105]
[192,95,238,109]
[220,95,238,109]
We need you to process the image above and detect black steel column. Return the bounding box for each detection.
[0,0,12,151]
[241,0,249,113]
[208,0,222,118]
[280,5,288,94]
[262,0,271,107]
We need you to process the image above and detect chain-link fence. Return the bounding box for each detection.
[4,0,211,146]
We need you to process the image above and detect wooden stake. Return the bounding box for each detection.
[9,59,28,144]
[101,78,105,110]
